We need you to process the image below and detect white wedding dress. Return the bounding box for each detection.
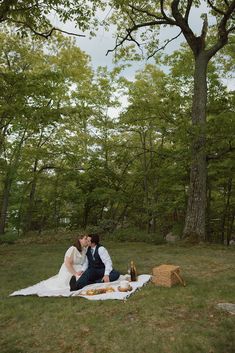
[43,246,87,290]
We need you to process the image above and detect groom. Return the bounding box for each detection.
[70,233,120,291]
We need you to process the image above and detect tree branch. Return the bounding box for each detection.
[147,30,182,59]
[227,25,235,33]
[6,18,85,39]
[126,8,137,27]
[127,30,142,50]
[207,143,235,161]
[106,19,169,56]
[171,0,197,54]
[160,0,176,25]
[37,165,58,174]
[106,31,131,56]
[5,18,85,38]
[0,0,18,21]
[207,0,226,15]
[201,14,208,42]
[128,3,166,21]
[223,0,230,7]
[207,0,235,58]
[184,0,193,22]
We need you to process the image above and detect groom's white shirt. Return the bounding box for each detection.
[83,246,113,276]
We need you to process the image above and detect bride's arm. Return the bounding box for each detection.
[82,256,88,272]
[64,256,80,276]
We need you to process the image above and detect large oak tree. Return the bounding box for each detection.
[99,0,235,241]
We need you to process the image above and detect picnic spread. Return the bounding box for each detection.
[10,274,151,300]
[10,263,185,300]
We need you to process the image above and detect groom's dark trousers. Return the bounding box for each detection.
[75,268,120,290]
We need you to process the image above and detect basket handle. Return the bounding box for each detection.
[173,271,186,287]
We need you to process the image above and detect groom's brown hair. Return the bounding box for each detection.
[88,233,100,245]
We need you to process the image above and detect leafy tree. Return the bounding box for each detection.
[0,0,102,38]
[164,44,235,242]
[96,0,235,241]
[0,30,93,234]
[116,64,187,233]
[206,90,235,244]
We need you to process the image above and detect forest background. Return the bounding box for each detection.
[0,1,234,245]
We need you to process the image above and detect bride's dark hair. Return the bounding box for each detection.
[74,234,87,253]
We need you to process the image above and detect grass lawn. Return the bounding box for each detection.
[0,240,234,353]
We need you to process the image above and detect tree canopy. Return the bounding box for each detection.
[0,1,234,244]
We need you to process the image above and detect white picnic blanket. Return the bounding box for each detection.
[9,274,151,300]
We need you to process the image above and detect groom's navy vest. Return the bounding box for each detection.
[87,244,105,269]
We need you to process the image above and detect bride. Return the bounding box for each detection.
[43,234,88,290]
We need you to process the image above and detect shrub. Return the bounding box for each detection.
[106,227,166,245]
[0,232,19,244]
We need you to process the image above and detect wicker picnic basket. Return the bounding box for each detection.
[152,264,186,287]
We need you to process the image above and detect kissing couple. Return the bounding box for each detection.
[69,233,120,291]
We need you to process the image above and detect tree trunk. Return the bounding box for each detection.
[227,213,234,246]
[206,180,212,242]
[117,204,128,226]
[183,52,209,242]
[53,174,60,230]
[82,203,91,228]
[0,128,27,234]
[221,177,232,244]
[149,124,157,233]
[140,130,152,233]
[23,159,39,233]
[0,174,12,234]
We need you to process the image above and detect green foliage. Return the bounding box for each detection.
[0,0,102,36]
[0,231,18,244]
[108,227,166,244]
[0,27,234,243]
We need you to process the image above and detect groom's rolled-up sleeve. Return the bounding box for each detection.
[98,247,113,276]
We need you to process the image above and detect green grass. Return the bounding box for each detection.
[0,240,235,353]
